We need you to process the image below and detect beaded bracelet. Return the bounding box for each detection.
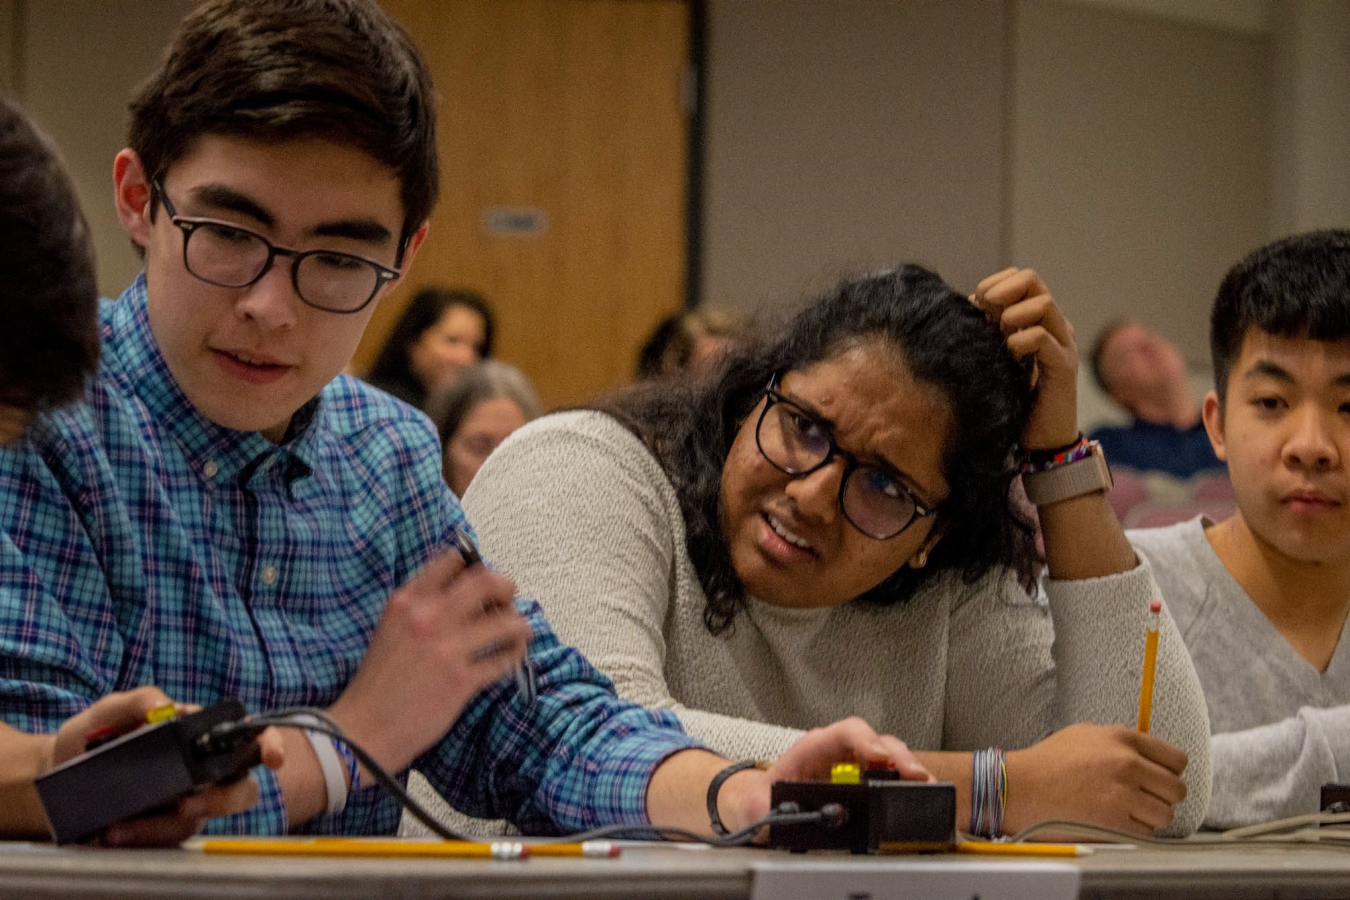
[968,747,1007,837]
[1020,434,1092,475]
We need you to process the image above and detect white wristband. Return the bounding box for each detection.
[295,714,348,816]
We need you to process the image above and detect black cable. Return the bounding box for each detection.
[206,709,841,848]
[217,711,1350,855]
[546,806,840,848]
[1006,816,1350,851]
[210,707,473,842]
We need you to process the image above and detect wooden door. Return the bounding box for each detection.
[358,0,691,410]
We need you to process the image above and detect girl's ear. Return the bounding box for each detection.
[908,523,945,569]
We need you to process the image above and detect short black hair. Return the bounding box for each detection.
[129,0,438,248]
[598,264,1037,635]
[0,92,100,413]
[1211,230,1350,404]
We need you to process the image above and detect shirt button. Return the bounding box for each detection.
[261,565,278,586]
[203,460,219,479]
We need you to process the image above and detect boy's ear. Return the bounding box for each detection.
[113,149,154,249]
[1202,389,1228,461]
[396,220,431,278]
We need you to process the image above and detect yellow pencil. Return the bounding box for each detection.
[527,841,622,858]
[1137,599,1162,732]
[956,840,1093,858]
[194,837,529,860]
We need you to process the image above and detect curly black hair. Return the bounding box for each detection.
[596,264,1039,634]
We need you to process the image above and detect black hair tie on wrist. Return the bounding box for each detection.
[706,760,760,836]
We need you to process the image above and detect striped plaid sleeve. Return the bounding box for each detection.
[0,465,110,733]
[417,597,705,834]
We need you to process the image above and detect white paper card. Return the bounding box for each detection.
[750,859,1080,900]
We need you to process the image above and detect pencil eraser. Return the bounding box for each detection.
[1149,600,1161,613]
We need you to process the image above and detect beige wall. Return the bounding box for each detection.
[704,0,1279,371]
[11,0,1346,372]
[701,0,1009,315]
[0,1,20,94]
[1270,0,1350,237]
[1009,0,1271,368]
[16,0,193,299]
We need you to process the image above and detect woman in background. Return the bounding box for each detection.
[366,286,494,411]
[636,306,744,381]
[431,360,541,498]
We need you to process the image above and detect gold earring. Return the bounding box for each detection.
[913,549,929,569]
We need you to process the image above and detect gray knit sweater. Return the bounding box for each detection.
[1130,517,1350,829]
[461,411,1211,835]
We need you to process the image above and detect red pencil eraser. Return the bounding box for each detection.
[1150,600,1162,613]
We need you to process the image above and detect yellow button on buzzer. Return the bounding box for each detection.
[830,762,861,784]
[145,704,178,725]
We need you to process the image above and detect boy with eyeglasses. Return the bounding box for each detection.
[1130,230,1350,827]
[0,0,926,842]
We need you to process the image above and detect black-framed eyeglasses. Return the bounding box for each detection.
[153,180,402,314]
[755,374,939,540]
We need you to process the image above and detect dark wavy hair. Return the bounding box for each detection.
[597,264,1038,635]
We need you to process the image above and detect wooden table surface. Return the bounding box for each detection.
[1,840,1347,900]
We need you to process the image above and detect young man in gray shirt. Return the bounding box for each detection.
[1130,230,1350,829]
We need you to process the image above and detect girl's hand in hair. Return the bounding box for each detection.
[970,268,1079,452]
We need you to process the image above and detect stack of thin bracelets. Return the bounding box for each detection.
[970,747,1007,838]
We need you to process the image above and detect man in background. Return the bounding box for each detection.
[1089,319,1223,478]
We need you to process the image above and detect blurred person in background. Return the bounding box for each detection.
[636,306,743,381]
[1089,319,1222,478]
[0,93,100,443]
[431,360,541,498]
[366,286,494,411]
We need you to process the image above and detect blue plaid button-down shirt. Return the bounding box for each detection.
[0,275,701,836]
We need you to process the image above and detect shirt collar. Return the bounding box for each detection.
[109,274,318,487]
